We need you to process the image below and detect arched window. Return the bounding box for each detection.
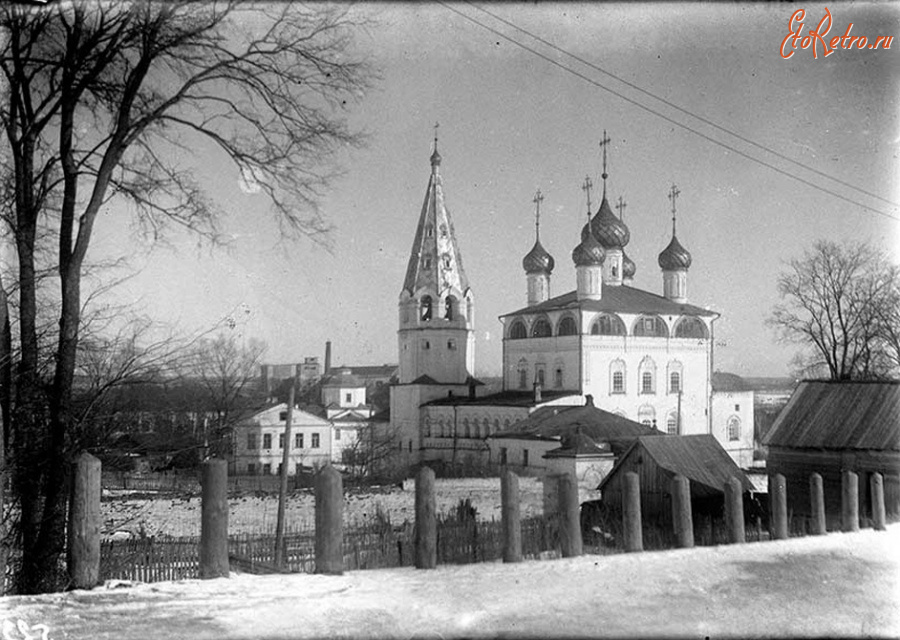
[609,359,626,394]
[532,318,552,337]
[727,416,741,441]
[517,358,529,389]
[420,296,433,321]
[638,404,656,426]
[639,357,656,394]
[669,371,681,394]
[463,418,471,438]
[423,417,431,438]
[633,315,668,337]
[535,367,545,387]
[557,316,577,336]
[504,418,511,429]
[509,321,527,339]
[666,412,678,435]
[592,314,626,336]
[554,368,563,388]
[674,317,709,339]
[444,295,456,320]
[493,418,500,434]
[483,418,490,438]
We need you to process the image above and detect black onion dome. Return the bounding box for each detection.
[523,239,555,275]
[590,196,630,249]
[658,234,692,270]
[572,230,606,266]
[622,249,636,279]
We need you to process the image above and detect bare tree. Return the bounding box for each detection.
[769,240,900,380]
[0,1,371,592]
[190,333,267,456]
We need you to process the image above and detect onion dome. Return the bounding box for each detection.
[523,239,555,274]
[658,234,692,271]
[622,249,636,279]
[572,227,606,266]
[590,196,630,249]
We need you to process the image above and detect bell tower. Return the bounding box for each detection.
[397,126,475,385]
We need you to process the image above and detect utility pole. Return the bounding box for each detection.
[274,366,297,569]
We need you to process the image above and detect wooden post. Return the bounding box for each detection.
[623,472,643,552]
[557,472,583,557]
[315,465,343,575]
[274,366,298,568]
[68,452,101,589]
[724,477,745,544]
[871,472,886,531]
[200,459,229,579]
[414,466,437,569]
[770,473,788,540]
[501,469,522,563]
[841,470,859,532]
[671,474,694,548]
[809,473,826,535]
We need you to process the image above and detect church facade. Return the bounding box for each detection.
[389,133,752,472]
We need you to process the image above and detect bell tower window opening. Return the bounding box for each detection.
[444,296,456,320]
[426,224,434,238]
[423,256,432,271]
[442,254,451,269]
[440,224,448,238]
[420,296,433,321]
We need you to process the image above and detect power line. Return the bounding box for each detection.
[467,1,900,212]
[437,2,900,223]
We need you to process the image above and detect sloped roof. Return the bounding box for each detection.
[321,368,365,389]
[491,402,662,455]
[423,389,576,408]
[329,364,398,380]
[544,431,612,458]
[501,286,716,319]
[763,380,900,451]
[712,371,747,392]
[600,434,753,494]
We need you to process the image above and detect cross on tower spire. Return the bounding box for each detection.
[582,175,593,220]
[599,130,611,198]
[433,121,439,150]
[533,188,544,240]
[616,196,627,220]
[668,183,681,235]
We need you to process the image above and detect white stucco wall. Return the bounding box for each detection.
[711,389,756,468]
[233,404,332,474]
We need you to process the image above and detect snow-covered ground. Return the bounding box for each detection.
[3,525,898,639]
[102,477,548,537]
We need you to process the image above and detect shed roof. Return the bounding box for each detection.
[491,401,662,455]
[599,434,753,494]
[762,380,900,451]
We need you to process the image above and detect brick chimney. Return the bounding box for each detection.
[324,340,332,374]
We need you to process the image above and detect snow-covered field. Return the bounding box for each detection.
[103,477,548,537]
[5,525,899,639]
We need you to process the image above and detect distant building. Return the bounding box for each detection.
[260,358,321,395]
[710,372,756,468]
[320,367,375,465]
[232,403,332,475]
[763,380,900,527]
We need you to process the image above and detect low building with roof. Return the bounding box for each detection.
[593,434,755,529]
[232,403,333,476]
[762,380,900,528]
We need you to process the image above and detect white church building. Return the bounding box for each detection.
[389,133,754,472]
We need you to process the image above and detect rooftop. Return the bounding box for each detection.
[501,286,717,319]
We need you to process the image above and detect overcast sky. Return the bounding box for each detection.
[90,2,900,378]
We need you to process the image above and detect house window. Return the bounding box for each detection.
[666,413,678,435]
[263,434,272,450]
[727,416,741,441]
[670,372,681,394]
[279,411,288,421]
[464,418,471,438]
[335,429,342,440]
[535,368,545,387]
[532,319,552,338]
[518,369,528,390]
[735,403,740,412]
[311,433,320,448]
[642,372,654,394]
[509,321,527,339]
[247,434,257,450]
[554,368,563,388]
[263,463,271,475]
[523,449,529,467]
[448,339,457,350]
[279,433,285,449]
[247,463,256,476]
[345,392,352,403]
[295,433,304,449]
[612,371,624,393]
[423,340,431,350]
[500,447,508,465]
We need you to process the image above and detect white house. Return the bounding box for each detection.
[233,403,332,475]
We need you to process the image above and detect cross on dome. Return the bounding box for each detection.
[668,183,681,234]
[616,196,627,219]
[581,176,593,219]
[599,130,611,196]
[533,188,544,238]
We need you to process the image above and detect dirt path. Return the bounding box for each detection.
[3,526,898,639]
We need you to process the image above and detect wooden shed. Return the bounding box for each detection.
[762,380,900,527]
[594,434,754,528]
